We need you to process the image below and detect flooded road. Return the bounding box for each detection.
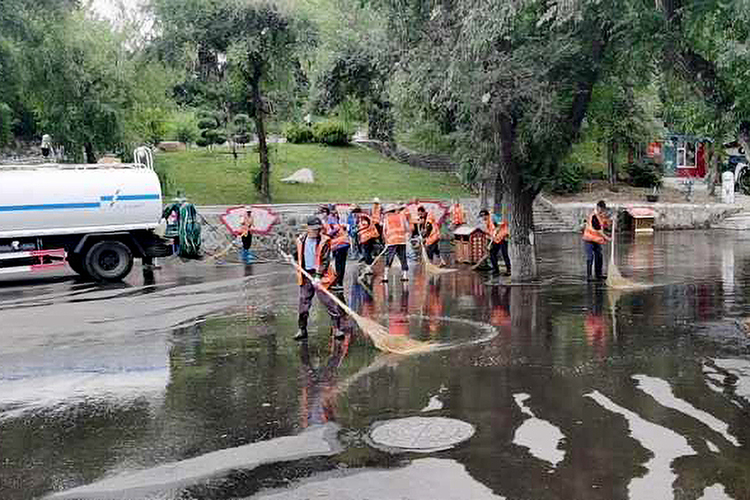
[1,230,750,500]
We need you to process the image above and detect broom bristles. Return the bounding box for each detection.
[354,315,433,354]
[421,245,458,275]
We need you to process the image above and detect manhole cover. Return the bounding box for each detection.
[369,417,475,453]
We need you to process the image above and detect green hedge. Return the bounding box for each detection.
[312,120,351,146]
[283,123,314,144]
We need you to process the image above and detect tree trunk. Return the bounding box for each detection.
[252,82,271,203]
[493,169,504,214]
[607,140,618,190]
[507,188,538,282]
[84,142,96,164]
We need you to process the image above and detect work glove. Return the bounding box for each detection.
[312,277,321,287]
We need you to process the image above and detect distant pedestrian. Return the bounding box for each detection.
[293,216,344,341]
[582,200,611,282]
[41,134,52,159]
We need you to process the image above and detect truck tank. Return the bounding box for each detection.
[0,164,163,239]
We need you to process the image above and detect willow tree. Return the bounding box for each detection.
[381,0,656,280]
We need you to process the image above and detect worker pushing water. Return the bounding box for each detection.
[582,200,612,282]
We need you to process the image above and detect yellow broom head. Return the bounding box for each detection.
[354,315,434,355]
[421,244,458,275]
[606,260,650,290]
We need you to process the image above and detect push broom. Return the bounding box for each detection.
[606,215,649,290]
[280,250,433,355]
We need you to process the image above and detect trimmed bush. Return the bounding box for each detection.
[313,120,351,146]
[284,122,314,144]
[624,160,663,188]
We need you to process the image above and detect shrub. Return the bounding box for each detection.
[313,120,351,146]
[284,122,314,144]
[549,162,585,194]
[624,160,663,188]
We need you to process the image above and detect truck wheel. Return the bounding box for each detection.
[67,253,89,277]
[84,241,133,282]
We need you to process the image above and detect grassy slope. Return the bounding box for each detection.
[156,143,468,205]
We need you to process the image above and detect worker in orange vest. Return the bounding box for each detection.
[293,216,344,341]
[382,203,410,282]
[480,209,511,278]
[354,207,379,268]
[450,200,466,227]
[322,204,350,291]
[417,206,446,266]
[582,200,611,282]
[371,197,383,239]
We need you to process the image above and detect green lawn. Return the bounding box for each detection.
[155,144,468,205]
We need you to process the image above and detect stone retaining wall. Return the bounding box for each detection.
[196,199,742,261]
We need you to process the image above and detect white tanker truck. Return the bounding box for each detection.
[0,155,172,282]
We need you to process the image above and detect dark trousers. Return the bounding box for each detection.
[426,241,440,260]
[298,274,342,331]
[333,247,348,286]
[585,241,604,279]
[385,244,409,271]
[490,240,511,276]
[362,239,376,265]
[242,233,253,250]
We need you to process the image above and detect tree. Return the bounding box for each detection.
[377,0,651,281]
[227,1,305,202]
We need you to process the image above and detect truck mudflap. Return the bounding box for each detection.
[0,248,67,275]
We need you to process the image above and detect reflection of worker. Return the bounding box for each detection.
[389,287,410,336]
[293,216,344,341]
[240,209,255,264]
[584,283,607,358]
[583,200,612,282]
[298,339,348,428]
[480,209,510,278]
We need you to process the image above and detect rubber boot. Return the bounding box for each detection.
[246,250,256,264]
[382,267,390,282]
[295,313,309,341]
[333,327,346,340]
[401,270,409,282]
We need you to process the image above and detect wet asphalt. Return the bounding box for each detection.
[1,230,750,500]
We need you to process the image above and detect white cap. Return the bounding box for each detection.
[373,197,380,203]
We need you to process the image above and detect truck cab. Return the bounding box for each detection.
[0,153,172,282]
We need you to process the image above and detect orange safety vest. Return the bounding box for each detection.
[487,216,509,244]
[451,204,466,226]
[296,234,336,289]
[582,211,607,244]
[358,214,379,244]
[383,211,408,245]
[421,214,440,246]
[325,216,350,250]
[372,204,382,224]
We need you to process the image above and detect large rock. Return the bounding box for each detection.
[281,168,315,184]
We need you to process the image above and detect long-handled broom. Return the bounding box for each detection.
[420,239,457,275]
[280,251,433,355]
[606,215,649,290]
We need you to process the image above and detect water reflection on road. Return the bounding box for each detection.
[1,231,750,499]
